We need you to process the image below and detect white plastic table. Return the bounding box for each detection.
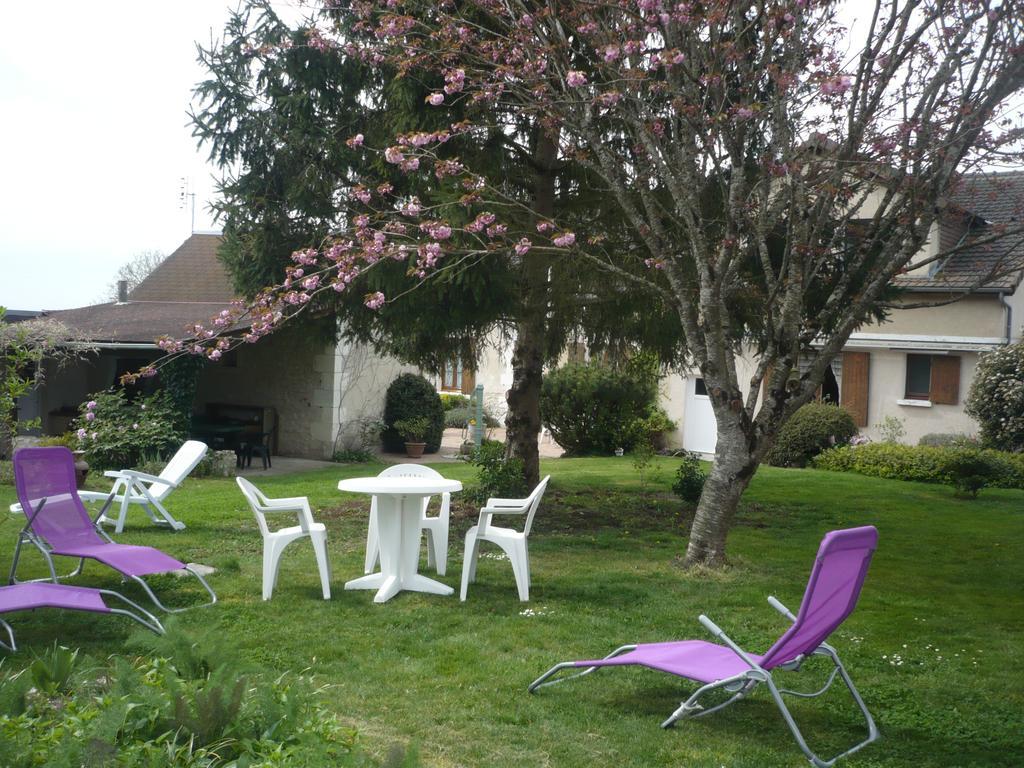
[338,475,462,603]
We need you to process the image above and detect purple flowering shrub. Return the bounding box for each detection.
[75,389,184,469]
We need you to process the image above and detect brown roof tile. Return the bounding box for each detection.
[128,233,235,303]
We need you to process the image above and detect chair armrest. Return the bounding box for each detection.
[104,470,177,488]
[486,497,528,507]
[481,505,527,516]
[698,614,762,670]
[261,497,310,509]
[767,595,797,623]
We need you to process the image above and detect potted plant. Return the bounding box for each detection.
[393,417,432,458]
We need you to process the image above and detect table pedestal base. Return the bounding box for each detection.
[343,494,454,603]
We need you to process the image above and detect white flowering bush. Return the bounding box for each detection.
[966,341,1024,453]
[74,389,184,469]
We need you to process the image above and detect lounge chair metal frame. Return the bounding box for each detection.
[529,527,880,768]
[0,582,165,652]
[9,493,216,614]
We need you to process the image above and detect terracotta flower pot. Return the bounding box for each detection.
[71,450,90,489]
[404,442,426,458]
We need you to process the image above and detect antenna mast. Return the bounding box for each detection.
[178,177,196,233]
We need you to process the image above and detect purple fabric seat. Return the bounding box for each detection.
[11,447,216,613]
[575,640,767,685]
[0,583,111,614]
[530,526,880,768]
[0,582,164,651]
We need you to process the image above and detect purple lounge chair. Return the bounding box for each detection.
[11,447,216,613]
[529,526,879,768]
[0,582,164,652]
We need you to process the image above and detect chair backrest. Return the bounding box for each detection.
[378,464,442,480]
[375,464,444,515]
[523,475,551,536]
[236,476,274,537]
[13,447,104,549]
[149,440,208,500]
[758,526,878,670]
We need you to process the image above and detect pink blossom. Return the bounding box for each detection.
[428,223,452,240]
[352,187,372,204]
[346,133,364,148]
[86,400,97,410]
[566,71,588,87]
[427,92,445,106]
[384,145,405,164]
[536,221,554,233]
[514,238,532,256]
[820,75,853,96]
[400,198,423,216]
[733,106,754,120]
[364,291,386,310]
[85,412,96,421]
[603,45,620,62]
[76,428,87,440]
[553,232,576,247]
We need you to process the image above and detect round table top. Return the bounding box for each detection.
[338,476,463,495]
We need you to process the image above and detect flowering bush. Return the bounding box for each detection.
[74,389,184,470]
[966,341,1024,452]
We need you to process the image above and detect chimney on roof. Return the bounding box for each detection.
[116,280,129,304]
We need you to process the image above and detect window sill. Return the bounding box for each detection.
[896,398,932,408]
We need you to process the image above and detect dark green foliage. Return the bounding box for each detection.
[672,453,707,503]
[382,374,445,453]
[157,355,206,434]
[766,402,858,468]
[75,389,184,470]
[814,443,1024,492]
[965,340,1024,452]
[465,440,527,504]
[28,643,79,697]
[540,358,660,456]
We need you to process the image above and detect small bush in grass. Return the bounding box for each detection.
[767,402,858,467]
[966,339,1024,452]
[672,452,707,503]
[945,449,1002,498]
[464,440,526,504]
[382,374,445,453]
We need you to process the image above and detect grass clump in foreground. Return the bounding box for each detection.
[0,457,1021,767]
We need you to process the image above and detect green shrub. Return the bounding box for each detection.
[444,406,501,430]
[75,389,185,470]
[672,452,707,503]
[36,432,77,449]
[918,432,979,448]
[767,402,858,467]
[393,416,432,443]
[440,393,470,411]
[966,340,1024,452]
[464,440,526,504]
[382,374,445,453]
[813,443,1024,493]
[540,358,660,456]
[0,460,12,486]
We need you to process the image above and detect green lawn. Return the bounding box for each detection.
[1,457,1022,767]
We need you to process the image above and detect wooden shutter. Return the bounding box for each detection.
[930,355,960,405]
[461,365,476,395]
[840,352,870,427]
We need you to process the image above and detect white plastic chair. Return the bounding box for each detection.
[79,440,209,533]
[364,464,451,576]
[236,477,331,601]
[460,475,550,602]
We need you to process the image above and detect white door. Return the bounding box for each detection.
[682,377,717,455]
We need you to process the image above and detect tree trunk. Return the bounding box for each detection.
[683,410,760,568]
[504,128,558,489]
[505,316,544,488]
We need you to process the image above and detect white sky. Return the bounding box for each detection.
[0,1,242,311]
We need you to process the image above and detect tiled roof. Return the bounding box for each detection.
[128,233,235,303]
[46,233,235,343]
[898,171,1024,293]
[47,300,233,344]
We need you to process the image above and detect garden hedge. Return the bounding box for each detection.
[767,402,858,468]
[382,373,445,453]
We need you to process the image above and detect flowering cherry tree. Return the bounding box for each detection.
[162,0,1024,566]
